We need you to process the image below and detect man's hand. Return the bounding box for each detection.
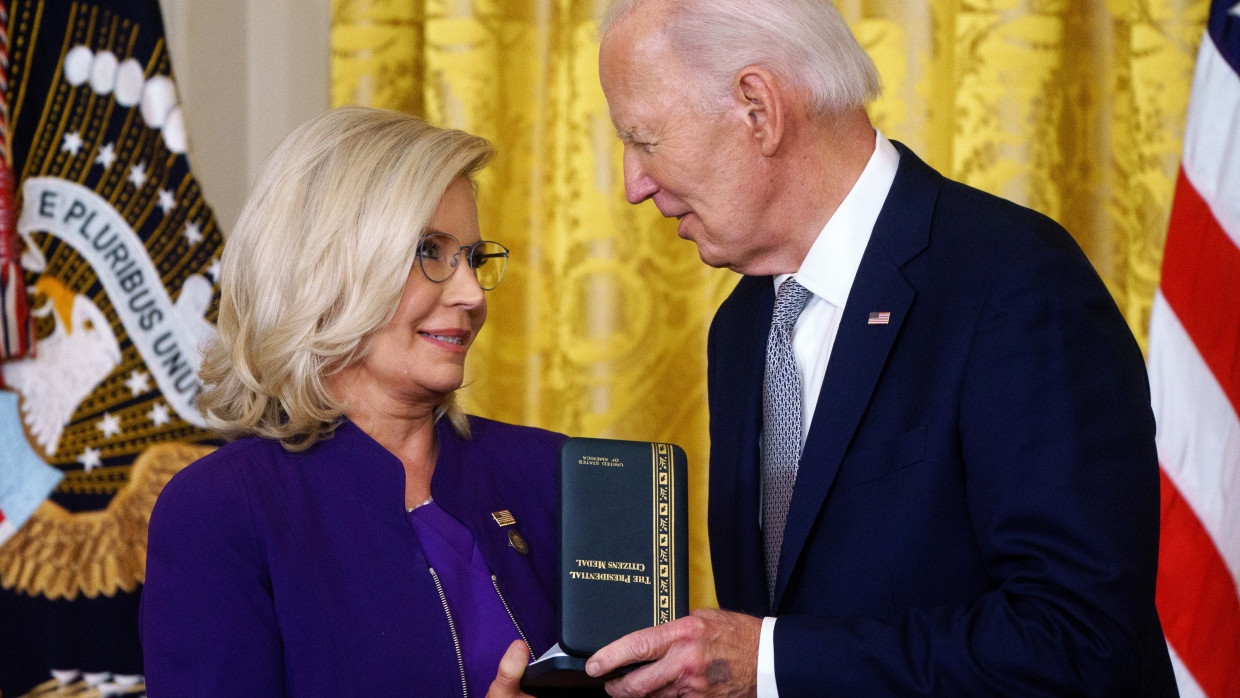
[485,640,534,698]
[586,609,762,698]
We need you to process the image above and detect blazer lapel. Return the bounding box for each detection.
[708,277,774,615]
[772,142,940,609]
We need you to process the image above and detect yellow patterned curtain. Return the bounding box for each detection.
[332,0,1209,610]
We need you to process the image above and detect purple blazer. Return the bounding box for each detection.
[140,415,564,696]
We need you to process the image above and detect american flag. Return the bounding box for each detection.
[0,0,33,361]
[1148,2,1240,696]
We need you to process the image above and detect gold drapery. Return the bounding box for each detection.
[331,0,1209,610]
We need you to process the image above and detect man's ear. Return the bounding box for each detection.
[735,67,783,157]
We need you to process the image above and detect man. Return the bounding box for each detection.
[587,0,1178,695]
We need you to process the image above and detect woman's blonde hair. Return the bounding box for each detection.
[198,106,494,451]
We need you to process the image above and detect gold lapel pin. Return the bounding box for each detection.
[493,510,529,554]
[508,529,529,555]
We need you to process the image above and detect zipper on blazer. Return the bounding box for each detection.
[490,574,532,653]
[429,567,468,698]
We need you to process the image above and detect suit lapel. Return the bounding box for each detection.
[772,142,941,609]
[708,277,773,615]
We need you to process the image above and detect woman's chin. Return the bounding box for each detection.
[417,375,467,401]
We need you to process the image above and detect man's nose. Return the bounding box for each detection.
[623,150,658,204]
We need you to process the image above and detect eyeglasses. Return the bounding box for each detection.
[415,232,510,291]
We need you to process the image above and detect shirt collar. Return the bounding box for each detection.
[775,130,900,307]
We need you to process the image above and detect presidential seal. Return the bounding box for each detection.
[0,1,222,602]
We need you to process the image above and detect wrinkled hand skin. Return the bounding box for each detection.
[486,640,536,698]
[587,609,762,697]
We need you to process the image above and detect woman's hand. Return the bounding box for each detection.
[485,640,534,698]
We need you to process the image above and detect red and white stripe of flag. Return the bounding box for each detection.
[1149,3,1240,696]
[0,0,31,363]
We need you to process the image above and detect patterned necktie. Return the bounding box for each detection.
[762,277,812,605]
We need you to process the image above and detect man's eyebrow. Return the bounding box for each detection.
[616,127,637,142]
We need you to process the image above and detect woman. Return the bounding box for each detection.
[141,107,556,696]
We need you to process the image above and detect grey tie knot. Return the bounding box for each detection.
[772,278,812,331]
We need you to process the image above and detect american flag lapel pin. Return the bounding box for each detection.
[867,311,891,325]
[492,510,529,554]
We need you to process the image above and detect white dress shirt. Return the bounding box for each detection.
[755,130,900,697]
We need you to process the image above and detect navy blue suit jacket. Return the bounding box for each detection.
[706,143,1177,696]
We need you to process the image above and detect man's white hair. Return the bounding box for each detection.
[601,0,881,115]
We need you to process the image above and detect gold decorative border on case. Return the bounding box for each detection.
[652,443,674,625]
